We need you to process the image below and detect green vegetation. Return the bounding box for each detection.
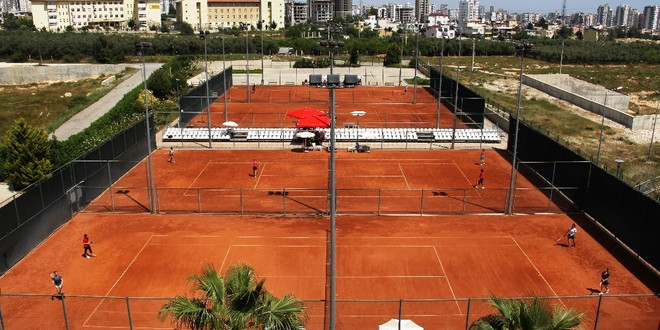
[470,295,582,330]
[3,119,53,190]
[159,263,307,329]
[438,55,660,186]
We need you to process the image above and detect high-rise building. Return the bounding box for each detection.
[596,4,612,27]
[334,0,350,18]
[415,0,428,22]
[458,0,479,22]
[309,0,333,22]
[614,4,630,26]
[642,5,659,31]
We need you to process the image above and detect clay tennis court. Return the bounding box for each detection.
[0,149,658,329]
[185,85,472,129]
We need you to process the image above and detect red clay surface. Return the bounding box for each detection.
[0,149,658,329]
[185,85,471,129]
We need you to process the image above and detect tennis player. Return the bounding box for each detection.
[565,223,577,247]
[600,268,610,294]
[50,271,63,295]
[252,158,258,177]
[82,234,96,258]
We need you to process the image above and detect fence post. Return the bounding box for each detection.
[60,295,70,330]
[594,294,603,330]
[548,162,557,213]
[282,188,287,215]
[464,298,471,330]
[462,189,467,215]
[398,299,403,330]
[198,188,202,214]
[126,297,134,329]
[377,189,382,215]
[420,189,424,215]
[240,188,244,215]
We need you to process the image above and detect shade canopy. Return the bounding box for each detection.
[296,115,330,128]
[295,131,315,138]
[222,121,238,127]
[379,319,423,330]
[287,107,327,119]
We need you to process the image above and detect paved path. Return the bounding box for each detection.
[53,63,162,140]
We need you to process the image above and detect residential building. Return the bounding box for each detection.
[396,5,414,24]
[458,0,479,22]
[596,4,612,27]
[334,0,350,18]
[309,0,332,22]
[614,4,630,27]
[415,0,427,22]
[284,0,306,25]
[32,0,160,31]
[642,5,659,31]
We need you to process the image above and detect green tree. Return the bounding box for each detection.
[555,26,573,39]
[470,296,582,330]
[127,19,136,31]
[534,17,548,29]
[180,22,194,35]
[383,42,401,66]
[348,47,359,66]
[148,68,173,98]
[3,118,53,190]
[159,263,307,330]
[269,21,277,30]
[168,3,176,15]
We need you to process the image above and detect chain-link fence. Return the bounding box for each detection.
[0,293,656,329]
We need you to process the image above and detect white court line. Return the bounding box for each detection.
[338,275,447,279]
[83,235,154,328]
[254,162,265,188]
[150,235,323,239]
[433,246,462,315]
[510,236,565,307]
[182,159,212,197]
[398,163,411,190]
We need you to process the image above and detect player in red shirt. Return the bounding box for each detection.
[252,158,258,178]
[474,169,485,189]
[82,234,96,258]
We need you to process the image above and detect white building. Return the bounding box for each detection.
[31,0,160,31]
[414,0,427,22]
[642,5,659,31]
[458,0,479,22]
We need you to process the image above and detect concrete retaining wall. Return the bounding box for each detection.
[522,74,652,130]
[0,63,127,85]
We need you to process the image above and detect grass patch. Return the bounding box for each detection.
[0,69,136,138]
[232,69,263,74]
[405,76,430,85]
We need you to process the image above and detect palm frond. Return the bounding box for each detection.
[159,295,224,330]
[551,306,583,329]
[255,293,308,330]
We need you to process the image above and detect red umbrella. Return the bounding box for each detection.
[287,107,327,119]
[296,115,330,128]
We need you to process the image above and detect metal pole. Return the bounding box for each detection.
[398,299,403,330]
[594,293,604,329]
[137,42,156,214]
[471,38,475,71]
[399,28,404,86]
[464,298,471,330]
[506,42,531,215]
[329,86,337,330]
[648,96,658,159]
[450,32,462,149]
[222,31,228,123]
[413,32,418,104]
[597,86,622,166]
[125,297,134,329]
[559,39,564,74]
[261,23,264,85]
[60,294,70,330]
[437,36,444,129]
[202,31,212,148]
[246,26,250,103]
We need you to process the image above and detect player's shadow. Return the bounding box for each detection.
[586,288,601,295]
[555,243,570,248]
[51,294,64,301]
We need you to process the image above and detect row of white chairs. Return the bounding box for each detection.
[162,127,502,143]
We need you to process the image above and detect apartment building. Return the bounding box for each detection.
[31,0,160,31]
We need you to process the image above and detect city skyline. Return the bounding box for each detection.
[359,0,654,15]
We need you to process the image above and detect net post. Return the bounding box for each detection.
[60,295,70,330]
[125,297,134,329]
[420,189,424,215]
[197,188,202,214]
[240,188,244,215]
[548,161,557,213]
[282,188,287,215]
[462,189,467,215]
[464,298,471,330]
[398,299,403,328]
[377,189,382,216]
[108,161,115,212]
[0,299,6,330]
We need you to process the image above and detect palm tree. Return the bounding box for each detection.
[470,295,583,330]
[159,263,307,330]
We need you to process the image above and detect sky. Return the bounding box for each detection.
[360,0,654,14]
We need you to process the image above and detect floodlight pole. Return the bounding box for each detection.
[261,21,265,86]
[450,30,462,150]
[649,96,659,159]
[596,86,622,166]
[436,35,444,129]
[399,26,404,86]
[506,42,533,215]
[559,39,564,74]
[244,23,251,103]
[135,42,156,214]
[413,32,418,104]
[200,30,212,148]
[222,31,228,123]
